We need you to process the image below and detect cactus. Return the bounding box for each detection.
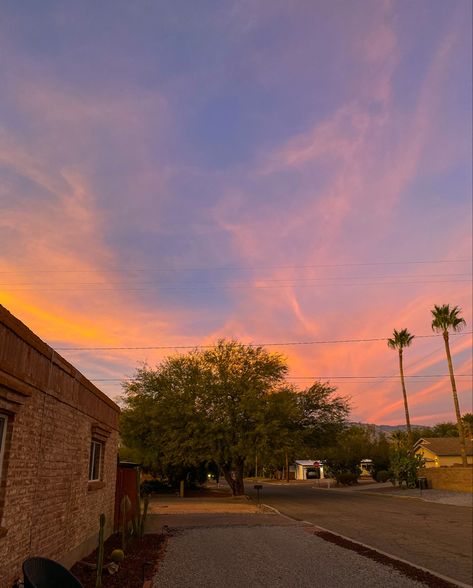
[95,513,105,588]
[139,493,149,538]
[110,548,125,563]
[134,467,149,539]
[120,494,131,551]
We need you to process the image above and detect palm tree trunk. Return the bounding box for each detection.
[443,331,468,467]
[398,350,412,446]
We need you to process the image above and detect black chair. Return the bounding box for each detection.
[22,556,84,588]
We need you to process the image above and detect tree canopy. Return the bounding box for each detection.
[120,339,349,495]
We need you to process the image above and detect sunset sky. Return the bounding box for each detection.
[1,0,471,425]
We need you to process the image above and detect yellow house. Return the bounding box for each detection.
[414,437,473,467]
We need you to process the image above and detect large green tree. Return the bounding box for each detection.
[387,328,414,446]
[198,341,287,494]
[120,340,349,495]
[431,304,468,466]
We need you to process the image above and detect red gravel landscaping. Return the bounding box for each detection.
[71,533,166,588]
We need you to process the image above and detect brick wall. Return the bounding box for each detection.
[419,466,473,493]
[0,305,120,588]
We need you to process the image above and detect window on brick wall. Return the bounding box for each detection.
[88,440,103,481]
[0,414,7,481]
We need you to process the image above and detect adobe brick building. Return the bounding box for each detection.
[0,304,120,588]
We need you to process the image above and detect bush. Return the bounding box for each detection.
[389,450,425,488]
[376,470,390,483]
[335,472,358,486]
[140,479,173,495]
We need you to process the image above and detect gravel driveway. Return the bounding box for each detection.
[152,524,431,588]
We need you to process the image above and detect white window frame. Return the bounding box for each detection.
[88,440,103,481]
[0,414,7,481]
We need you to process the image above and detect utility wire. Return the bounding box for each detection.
[287,375,473,379]
[345,344,449,394]
[0,258,470,274]
[90,374,472,382]
[2,279,471,292]
[55,331,472,351]
[2,272,470,286]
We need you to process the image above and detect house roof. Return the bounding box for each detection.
[414,437,473,457]
[295,460,321,466]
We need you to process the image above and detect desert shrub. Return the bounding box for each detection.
[335,472,358,486]
[389,450,425,488]
[376,470,390,483]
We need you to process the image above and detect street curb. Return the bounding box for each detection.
[344,490,473,507]
[259,503,311,524]
[347,490,433,501]
[311,487,473,508]
[262,504,472,588]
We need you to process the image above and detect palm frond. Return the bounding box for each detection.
[431,304,466,333]
[387,328,414,350]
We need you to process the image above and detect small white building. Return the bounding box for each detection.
[294,460,325,480]
[360,459,373,477]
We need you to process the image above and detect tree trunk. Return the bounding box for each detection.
[398,349,412,447]
[443,331,468,467]
[285,451,290,483]
[222,463,245,496]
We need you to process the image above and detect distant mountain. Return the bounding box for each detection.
[350,422,427,436]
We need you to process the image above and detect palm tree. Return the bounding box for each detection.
[431,304,468,467]
[462,413,473,439]
[387,329,415,446]
[390,429,409,450]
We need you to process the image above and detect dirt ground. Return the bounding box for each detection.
[147,490,260,514]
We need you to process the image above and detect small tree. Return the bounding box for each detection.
[389,448,425,488]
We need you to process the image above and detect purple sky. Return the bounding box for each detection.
[1,0,471,425]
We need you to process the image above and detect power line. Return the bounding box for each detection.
[2,272,470,286]
[0,258,470,275]
[2,279,471,292]
[348,344,448,394]
[54,331,472,351]
[288,375,473,379]
[90,374,472,382]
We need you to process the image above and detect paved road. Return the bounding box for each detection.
[246,482,473,586]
